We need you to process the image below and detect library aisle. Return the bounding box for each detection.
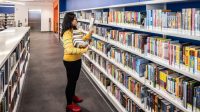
[18,32,114,112]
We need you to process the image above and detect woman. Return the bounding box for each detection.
[61,12,93,112]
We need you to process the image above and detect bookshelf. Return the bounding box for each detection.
[0,27,30,112]
[87,46,190,112]
[0,13,15,30]
[82,63,127,112]
[60,0,200,112]
[83,54,147,111]
[81,30,200,82]
[78,19,200,41]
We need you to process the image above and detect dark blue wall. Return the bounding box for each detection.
[0,4,14,14]
[59,0,200,45]
[61,0,148,11]
[59,0,66,12]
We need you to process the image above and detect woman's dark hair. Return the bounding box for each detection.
[61,12,77,36]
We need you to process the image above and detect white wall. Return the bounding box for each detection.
[15,2,53,31]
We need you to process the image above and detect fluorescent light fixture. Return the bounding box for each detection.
[6,0,25,5]
[29,9,41,12]
[0,5,14,7]
[0,0,6,2]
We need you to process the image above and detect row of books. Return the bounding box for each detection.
[94,11,109,24]
[0,13,15,28]
[75,11,93,20]
[0,91,9,112]
[0,32,30,112]
[79,22,90,32]
[145,63,200,111]
[83,54,183,112]
[82,57,145,112]
[0,56,28,112]
[9,51,17,73]
[0,66,7,94]
[80,24,200,75]
[110,83,145,112]
[90,38,200,111]
[146,8,200,35]
[88,50,146,99]
[110,30,200,75]
[108,11,146,27]
[0,35,29,94]
[77,8,200,36]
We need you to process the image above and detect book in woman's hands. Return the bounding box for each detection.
[89,17,95,31]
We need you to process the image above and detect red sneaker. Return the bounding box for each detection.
[66,103,81,112]
[73,96,83,103]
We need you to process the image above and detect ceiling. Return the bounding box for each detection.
[0,0,54,3]
[15,0,53,2]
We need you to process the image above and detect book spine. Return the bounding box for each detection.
[185,46,190,71]
[188,9,192,34]
[183,81,188,108]
[192,8,195,35]
[198,51,200,75]
[182,9,185,32]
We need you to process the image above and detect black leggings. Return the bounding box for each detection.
[63,59,82,105]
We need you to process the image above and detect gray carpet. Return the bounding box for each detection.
[18,32,114,112]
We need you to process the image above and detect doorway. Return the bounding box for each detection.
[28,10,41,31]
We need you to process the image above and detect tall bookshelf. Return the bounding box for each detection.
[0,27,30,112]
[60,0,200,112]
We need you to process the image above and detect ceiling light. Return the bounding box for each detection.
[6,0,25,5]
[0,0,6,2]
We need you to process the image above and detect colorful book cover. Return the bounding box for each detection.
[159,69,173,91]
[187,81,200,111]
[197,50,200,74]
[196,86,200,112]
[188,9,192,33]
[185,46,191,68]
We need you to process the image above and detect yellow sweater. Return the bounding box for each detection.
[63,29,91,61]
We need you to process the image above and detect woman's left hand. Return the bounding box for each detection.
[89,29,94,34]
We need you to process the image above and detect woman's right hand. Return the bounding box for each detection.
[82,46,89,53]
[89,29,94,34]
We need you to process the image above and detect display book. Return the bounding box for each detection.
[78,20,200,111]
[0,28,30,112]
[72,17,95,48]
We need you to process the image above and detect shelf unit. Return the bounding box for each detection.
[0,13,15,30]
[60,0,200,112]
[78,19,200,41]
[87,46,191,112]
[0,27,30,112]
[83,54,150,112]
[82,62,127,112]
[81,30,200,82]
